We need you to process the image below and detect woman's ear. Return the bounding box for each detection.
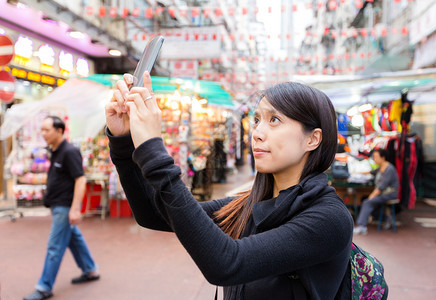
[306,128,322,151]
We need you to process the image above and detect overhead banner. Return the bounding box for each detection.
[159,26,221,59]
[169,60,198,79]
[409,2,436,45]
[412,32,436,69]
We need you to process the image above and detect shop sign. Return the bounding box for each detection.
[0,70,15,103]
[159,26,221,59]
[5,29,94,79]
[0,35,14,66]
[59,50,73,76]
[413,32,436,69]
[170,60,198,79]
[76,58,89,77]
[10,67,64,86]
[13,35,32,66]
[38,44,55,73]
[410,2,436,45]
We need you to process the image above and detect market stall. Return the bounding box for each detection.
[2,74,235,215]
[1,77,112,216]
[77,75,236,201]
[315,72,436,212]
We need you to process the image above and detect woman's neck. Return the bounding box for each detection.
[273,172,300,197]
[271,154,308,197]
[380,161,389,172]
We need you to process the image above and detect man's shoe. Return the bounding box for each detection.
[23,289,53,300]
[353,226,368,235]
[71,273,100,284]
[383,216,393,230]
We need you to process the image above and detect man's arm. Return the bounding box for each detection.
[69,175,87,224]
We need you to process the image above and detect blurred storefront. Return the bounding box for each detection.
[0,77,109,213]
[0,23,96,207]
[305,70,436,209]
[1,74,235,215]
[87,74,236,202]
[0,23,94,103]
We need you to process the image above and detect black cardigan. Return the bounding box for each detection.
[108,131,354,300]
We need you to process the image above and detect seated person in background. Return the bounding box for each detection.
[353,149,399,235]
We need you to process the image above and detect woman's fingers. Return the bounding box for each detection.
[115,79,130,112]
[143,71,154,94]
[105,101,124,118]
[125,101,137,117]
[113,90,126,112]
[123,73,134,87]
[126,88,149,113]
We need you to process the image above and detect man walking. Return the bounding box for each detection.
[24,116,99,300]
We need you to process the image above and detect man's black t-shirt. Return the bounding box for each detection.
[44,140,84,207]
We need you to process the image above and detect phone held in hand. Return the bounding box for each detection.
[131,35,165,88]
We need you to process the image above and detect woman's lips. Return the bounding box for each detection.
[253,148,269,156]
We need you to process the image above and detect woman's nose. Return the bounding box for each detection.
[252,125,265,141]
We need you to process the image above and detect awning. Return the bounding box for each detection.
[360,54,412,75]
[0,77,112,141]
[298,69,436,109]
[84,74,234,107]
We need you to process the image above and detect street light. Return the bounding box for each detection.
[109,49,122,56]
[68,30,86,39]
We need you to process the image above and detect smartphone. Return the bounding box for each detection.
[131,35,165,88]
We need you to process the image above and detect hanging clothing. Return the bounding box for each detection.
[386,134,423,209]
[379,104,392,131]
[361,110,375,135]
[388,99,402,132]
[337,113,350,137]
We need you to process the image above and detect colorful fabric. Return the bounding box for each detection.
[361,110,375,135]
[338,113,350,136]
[351,243,387,300]
[389,99,402,132]
[371,108,382,133]
[379,106,392,131]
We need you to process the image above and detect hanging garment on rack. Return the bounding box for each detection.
[337,113,350,136]
[386,134,423,209]
[371,108,382,132]
[388,98,402,132]
[401,93,413,125]
[379,105,392,131]
[362,109,375,135]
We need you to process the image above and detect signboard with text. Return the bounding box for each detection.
[169,60,198,79]
[159,26,222,59]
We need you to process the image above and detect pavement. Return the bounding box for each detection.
[1,163,436,300]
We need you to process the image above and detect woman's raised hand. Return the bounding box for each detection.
[124,72,162,148]
[105,73,133,136]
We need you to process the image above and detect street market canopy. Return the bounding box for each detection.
[85,74,234,108]
[0,75,234,141]
[0,77,112,141]
[294,68,436,111]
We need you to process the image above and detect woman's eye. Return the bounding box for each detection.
[253,118,260,125]
[271,116,280,123]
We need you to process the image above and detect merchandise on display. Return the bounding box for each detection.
[331,93,423,211]
[155,89,235,201]
[3,72,236,213]
[6,109,67,207]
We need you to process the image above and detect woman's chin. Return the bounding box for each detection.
[255,166,273,174]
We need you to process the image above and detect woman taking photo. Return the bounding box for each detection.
[105,72,353,299]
